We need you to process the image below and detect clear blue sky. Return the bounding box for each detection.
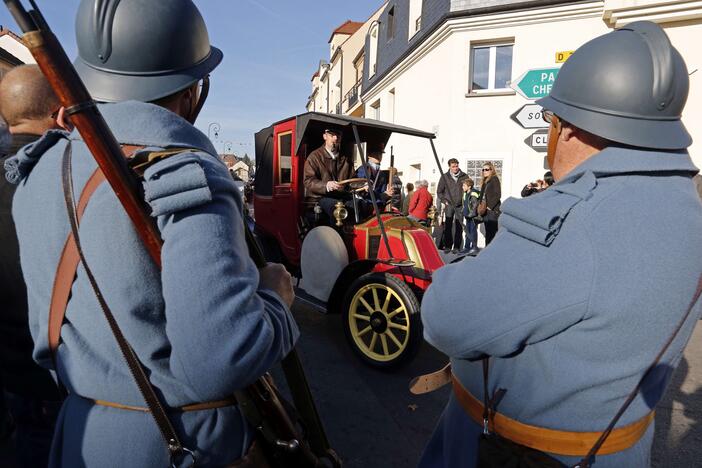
[0,0,384,157]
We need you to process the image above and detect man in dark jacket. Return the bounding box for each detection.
[0,64,68,468]
[436,158,468,253]
[303,127,354,220]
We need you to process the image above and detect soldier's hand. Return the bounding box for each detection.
[385,187,395,196]
[259,263,295,308]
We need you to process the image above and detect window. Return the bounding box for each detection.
[371,100,381,120]
[387,7,395,41]
[368,23,379,78]
[278,132,292,184]
[465,160,503,187]
[409,0,422,37]
[469,42,513,93]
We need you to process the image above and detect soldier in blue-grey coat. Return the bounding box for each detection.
[5,1,299,467]
[419,21,702,467]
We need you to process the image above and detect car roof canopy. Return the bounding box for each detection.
[294,112,435,155]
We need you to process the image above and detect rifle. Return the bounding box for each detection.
[3,1,339,466]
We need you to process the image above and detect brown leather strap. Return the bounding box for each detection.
[49,168,106,354]
[49,145,142,355]
[452,375,655,456]
[62,143,192,462]
[409,363,452,394]
[91,395,238,413]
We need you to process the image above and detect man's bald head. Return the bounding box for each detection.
[0,65,60,133]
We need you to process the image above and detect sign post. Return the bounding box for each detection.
[511,68,560,100]
[523,129,549,153]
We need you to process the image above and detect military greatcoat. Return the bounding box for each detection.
[6,101,299,467]
[419,146,702,467]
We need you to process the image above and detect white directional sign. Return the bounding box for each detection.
[510,104,548,129]
[524,129,549,153]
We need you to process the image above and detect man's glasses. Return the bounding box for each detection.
[542,110,554,124]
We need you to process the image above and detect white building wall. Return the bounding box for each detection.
[363,2,702,204]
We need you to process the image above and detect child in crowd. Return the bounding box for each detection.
[461,178,480,254]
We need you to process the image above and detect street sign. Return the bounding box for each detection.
[511,68,560,100]
[555,51,574,63]
[524,129,549,152]
[510,104,548,129]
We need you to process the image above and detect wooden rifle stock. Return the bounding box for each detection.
[4,1,338,466]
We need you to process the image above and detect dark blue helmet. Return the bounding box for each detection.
[74,0,223,103]
[538,21,691,150]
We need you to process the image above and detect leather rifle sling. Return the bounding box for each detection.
[59,143,193,463]
[49,145,141,355]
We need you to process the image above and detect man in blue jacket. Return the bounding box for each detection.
[5,1,298,466]
[419,21,702,467]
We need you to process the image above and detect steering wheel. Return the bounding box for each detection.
[337,177,368,191]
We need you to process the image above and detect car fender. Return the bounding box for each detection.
[326,259,384,314]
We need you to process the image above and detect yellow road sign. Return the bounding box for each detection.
[555,51,574,63]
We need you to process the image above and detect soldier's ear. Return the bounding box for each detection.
[560,124,577,142]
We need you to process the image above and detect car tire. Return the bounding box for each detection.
[342,272,423,369]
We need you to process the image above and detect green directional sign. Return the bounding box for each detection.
[512,68,560,100]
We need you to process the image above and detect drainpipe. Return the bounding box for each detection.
[339,48,343,114]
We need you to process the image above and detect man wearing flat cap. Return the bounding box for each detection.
[303,126,354,219]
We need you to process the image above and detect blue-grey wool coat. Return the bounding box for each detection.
[419,146,702,467]
[6,101,299,467]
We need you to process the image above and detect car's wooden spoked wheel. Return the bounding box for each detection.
[349,283,410,362]
[342,272,422,368]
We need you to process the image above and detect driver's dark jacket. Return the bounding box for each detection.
[303,145,353,199]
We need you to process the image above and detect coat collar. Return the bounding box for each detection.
[5,101,216,184]
[72,101,217,155]
[556,146,698,186]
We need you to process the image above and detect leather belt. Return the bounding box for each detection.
[452,376,654,456]
[87,395,238,413]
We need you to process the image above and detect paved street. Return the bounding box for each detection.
[2,302,701,467]
[277,301,702,468]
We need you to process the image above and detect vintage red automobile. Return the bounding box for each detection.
[253,113,446,368]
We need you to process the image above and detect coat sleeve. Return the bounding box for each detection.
[436,175,447,204]
[143,152,299,399]
[421,209,594,360]
[303,153,327,196]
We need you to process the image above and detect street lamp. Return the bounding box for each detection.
[223,141,233,154]
[208,122,221,141]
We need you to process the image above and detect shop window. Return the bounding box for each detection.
[469,42,513,93]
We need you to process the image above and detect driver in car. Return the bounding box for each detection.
[303,126,355,221]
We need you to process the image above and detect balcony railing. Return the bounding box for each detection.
[343,79,363,112]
